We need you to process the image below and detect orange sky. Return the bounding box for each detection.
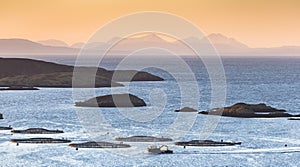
[0,0,299,47]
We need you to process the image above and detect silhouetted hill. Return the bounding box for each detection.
[0,58,73,78]
[0,58,163,87]
[0,72,122,88]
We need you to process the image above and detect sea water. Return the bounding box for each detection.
[0,56,299,166]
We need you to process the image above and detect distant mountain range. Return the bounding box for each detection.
[37,39,69,48]
[0,33,299,56]
[0,39,78,55]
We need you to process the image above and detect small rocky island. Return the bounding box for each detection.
[10,138,71,144]
[175,107,198,112]
[199,103,300,118]
[75,94,146,107]
[174,140,241,147]
[115,136,172,142]
[69,141,131,149]
[11,128,64,134]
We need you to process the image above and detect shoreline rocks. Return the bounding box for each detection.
[199,103,300,118]
[75,94,146,107]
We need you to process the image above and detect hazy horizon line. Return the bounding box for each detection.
[2,32,300,49]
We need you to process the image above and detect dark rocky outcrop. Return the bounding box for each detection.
[174,140,241,147]
[75,94,146,107]
[11,128,64,134]
[199,103,300,118]
[115,136,172,142]
[0,72,122,88]
[10,138,71,144]
[0,58,163,88]
[0,58,73,78]
[175,107,198,112]
[69,141,131,149]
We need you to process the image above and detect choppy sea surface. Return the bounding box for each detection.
[0,56,299,166]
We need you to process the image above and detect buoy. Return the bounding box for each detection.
[16,143,19,146]
[184,145,186,149]
[76,147,78,150]
[285,144,287,147]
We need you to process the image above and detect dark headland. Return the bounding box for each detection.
[0,58,163,88]
[199,103,300,118]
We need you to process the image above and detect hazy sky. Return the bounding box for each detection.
[0,0,299,47]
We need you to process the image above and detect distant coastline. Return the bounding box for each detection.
[1,33,300,57]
